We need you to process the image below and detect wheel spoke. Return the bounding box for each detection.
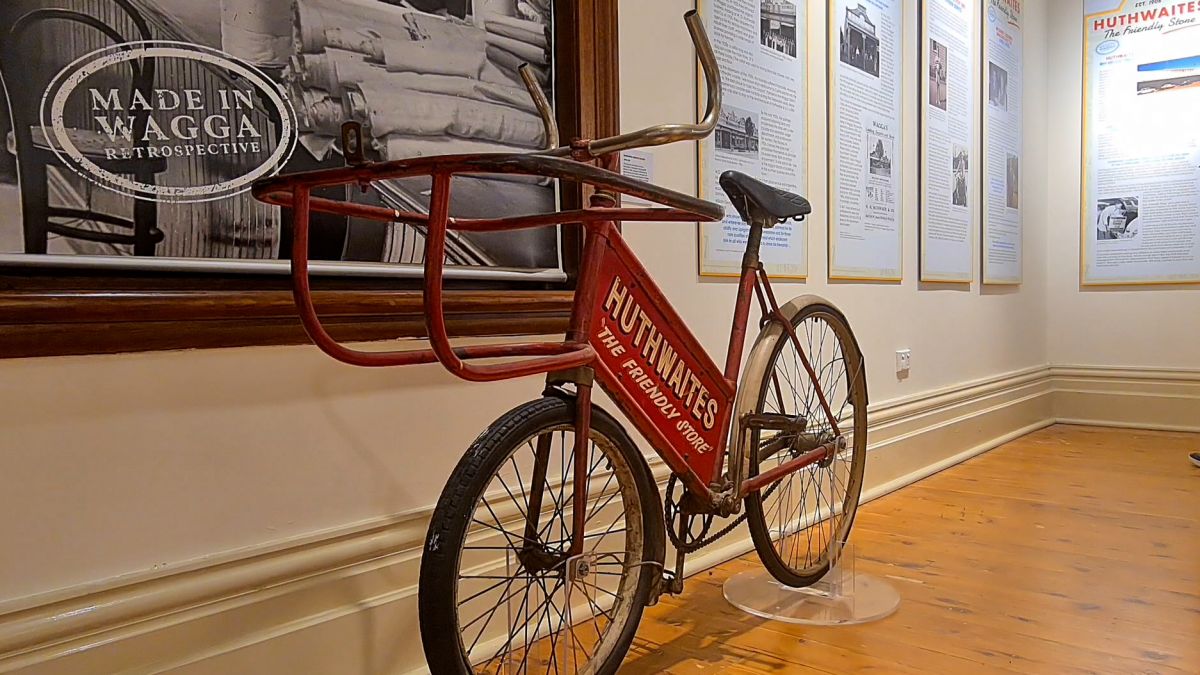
[478,575,534,664]
[459,576,514,607]
[463,575,525,654]
[470,518,546,550]
[496,471,529,523]
[584,476,622,524]
[589,510,627,554]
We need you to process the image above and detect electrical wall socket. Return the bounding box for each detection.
[896,349,912,373]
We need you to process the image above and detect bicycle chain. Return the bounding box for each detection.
[664,474,780,553]
[665,430,822,554]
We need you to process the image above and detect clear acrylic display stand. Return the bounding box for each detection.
[723,543,900,625]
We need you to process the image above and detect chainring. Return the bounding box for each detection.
[663,475,716,553]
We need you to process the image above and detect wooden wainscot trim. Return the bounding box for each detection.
[0,290,576,359]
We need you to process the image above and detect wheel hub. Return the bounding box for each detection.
[517,544,566,574]
[816,435,846,468]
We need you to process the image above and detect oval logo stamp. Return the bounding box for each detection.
[40,40,297,204]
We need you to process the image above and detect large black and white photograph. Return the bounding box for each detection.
[760,1,798,58]
[839,3,880,78]
[0,0,562,278]
[1006,153,1019,209]
[929,38,948,111]
[867,130,892,177]
[951,144,969,207]
[989,61,1009,110]
[714,106,760,157]
[1095,197,1140,241]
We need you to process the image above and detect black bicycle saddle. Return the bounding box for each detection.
[719,170,811,225]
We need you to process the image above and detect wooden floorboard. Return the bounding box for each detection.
[624,424,1200,674]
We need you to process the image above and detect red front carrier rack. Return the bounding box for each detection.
[251,150,724,383]
[252,8,725,383]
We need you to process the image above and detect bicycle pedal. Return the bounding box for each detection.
[662,570,684,596]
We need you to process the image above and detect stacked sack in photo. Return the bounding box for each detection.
[281,0,552,166]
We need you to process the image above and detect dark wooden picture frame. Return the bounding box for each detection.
[0,0,619,359]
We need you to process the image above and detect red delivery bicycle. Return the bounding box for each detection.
[254,11,866,675]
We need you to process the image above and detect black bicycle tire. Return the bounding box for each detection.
[419,396,660,675]
[743,304,868,588]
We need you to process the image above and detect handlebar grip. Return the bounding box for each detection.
[684,10,722,135]
[581,11,723,158]
[519,64,559,150]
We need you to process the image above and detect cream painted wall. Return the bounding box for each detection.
[0,345,543,603]
[1044,0,1200,369]
[0,0,1054,622]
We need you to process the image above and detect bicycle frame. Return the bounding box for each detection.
[251,8,846,565]
[253,152,844,523]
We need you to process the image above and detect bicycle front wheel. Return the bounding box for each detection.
[419,396,659,675]
[742,301,867,587]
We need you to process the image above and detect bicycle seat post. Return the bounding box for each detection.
[741,215,768,273]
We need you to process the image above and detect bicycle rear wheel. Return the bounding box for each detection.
[742,301,867,587]
[419,396,659,674]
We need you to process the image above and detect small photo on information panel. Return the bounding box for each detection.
[0,0,564,280]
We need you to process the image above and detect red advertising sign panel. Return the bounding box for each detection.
[588,236,733,484]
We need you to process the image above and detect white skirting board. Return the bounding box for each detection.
[1050,366,1200,434]
[0,365,1195,674]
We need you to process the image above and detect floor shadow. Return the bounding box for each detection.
[619,567,804,674]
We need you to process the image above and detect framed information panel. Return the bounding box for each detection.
[919,0,977,283]
[828,0,905,282]
[697,0,809,278]
[981,0,1023,285]
[1082,0,1200,285]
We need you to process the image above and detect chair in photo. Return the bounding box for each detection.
[1,0,165,256]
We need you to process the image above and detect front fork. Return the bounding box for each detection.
[532,374,681,601]
[569,382,593,557]
[519,371,595,570]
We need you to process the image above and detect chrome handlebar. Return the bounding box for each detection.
[518,10,721,159]
[518,64,559,151]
